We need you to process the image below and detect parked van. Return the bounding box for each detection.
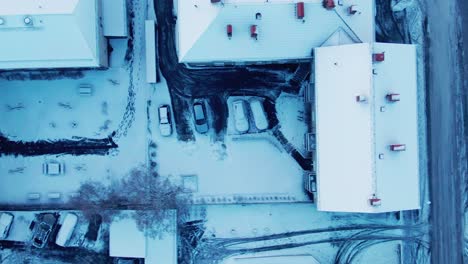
[249,98,269,131]
[55,213,78,247]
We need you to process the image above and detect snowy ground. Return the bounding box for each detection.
[186,203,405,264]
[276,93,308,154]
[149,78,310,203]
[0,0,436,263]
[0,0,150,205]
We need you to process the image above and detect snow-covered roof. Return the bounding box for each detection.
[102,0,128,37]
[109,211,177,264]
[0,0,107,69]
[176,0,374,63]
[110,216,146,258]
[314,43,420,213]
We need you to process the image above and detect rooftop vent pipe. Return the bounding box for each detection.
[297,2,305,19]
[322,0,335,9]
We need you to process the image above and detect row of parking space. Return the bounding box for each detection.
[0,211,102,249]
[155,96,271,138]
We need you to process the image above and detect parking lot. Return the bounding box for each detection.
[149,79,310,203]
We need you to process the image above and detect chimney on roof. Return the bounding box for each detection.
[227,24,233,39]
[322,0,336,10]
[296,2,305,19]
[386,93,400,102]
[373,52,385,62]
[369,197,382,207]
[348,5,361,15]
[356,95,367,103]
[250,25,258,40]
[390,144,406,151]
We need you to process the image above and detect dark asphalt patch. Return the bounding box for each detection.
[208,95,228,139]
[0,70,85,81]
[0,133,118,157]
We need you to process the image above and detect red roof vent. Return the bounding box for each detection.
[386,93,400,102]
[250,25,258,39]
[390,144,406,151]
[323,0,335,9]
[227,24,232,38]
[297,2,305,19]
[356,95,367,102]
[369,197,382,206]
[373,52,385,62]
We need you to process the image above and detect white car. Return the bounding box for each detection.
[55,213,78,247]
[158,105,172,137]
[43,161,64,175]
[0,212,14,240]
[249,98,269,130]
[232,100,249,133]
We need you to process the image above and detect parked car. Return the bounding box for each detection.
[85,214,102,241]
[32,213,57,248]
[55,213,78,247]
[158,105,172,136]
[249,98,269,130]
[0,212,14,240]
[193,102,209,133]
[232,100,249,133]
[43,161,64,175]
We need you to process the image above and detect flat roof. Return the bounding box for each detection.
[0,0,104,69]
[314,43,420,213]
[109,216,146,258]
[109,211,177,264]
[177,0,374,63]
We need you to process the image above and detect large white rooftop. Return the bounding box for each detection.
[314,43,420,213]
[176,0,374,64]
[0,0,107,69]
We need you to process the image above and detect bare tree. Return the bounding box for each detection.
[69,166,191,238]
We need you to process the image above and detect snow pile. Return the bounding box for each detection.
[275,93,308,154]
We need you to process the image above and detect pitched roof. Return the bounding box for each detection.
[177,0,374,63]
[314,43,420,213]
[0,0,104,69]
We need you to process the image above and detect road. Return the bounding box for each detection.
[426,0,467,263]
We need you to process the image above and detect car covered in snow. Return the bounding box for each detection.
[193,102,209,134]
[158,105,172,136]
[232,100,249,133]
[55,213,78,247]
[0,212,14,240]
[249,98,269,131]
[32,213,57,248]
[42,161,64,175]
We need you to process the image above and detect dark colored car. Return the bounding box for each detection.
[32,213,57,248]
[85,214,102,241]
[193,102,209,134]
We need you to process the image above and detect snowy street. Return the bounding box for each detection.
[425,0,468,263]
